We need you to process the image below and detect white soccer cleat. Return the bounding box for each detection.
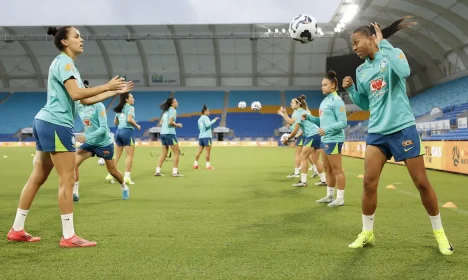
[328,198,344,207]
[316,196,333,203]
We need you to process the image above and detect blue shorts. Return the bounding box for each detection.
[321,142,344,155]
[33,118,76,152]
[115,128,134,146]
[303,134,321,149]
[161,134,178,146]
[366,125,424,162]
[79,143,114,160]
[295,135,304,147]
[199,137,212,147]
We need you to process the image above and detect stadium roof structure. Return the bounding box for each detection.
[0,0,467,93]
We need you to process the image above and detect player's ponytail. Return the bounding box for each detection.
[160,97,175,112]
[353,16,416,39]
[201,104,208,115]
[47,26,73,51]
[295,94,308,110]
[113,93,130,113]
[325,70,338,92]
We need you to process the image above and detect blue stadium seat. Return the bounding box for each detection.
[174,91,224,115]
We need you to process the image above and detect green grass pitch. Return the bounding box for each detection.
[0,146,467,279]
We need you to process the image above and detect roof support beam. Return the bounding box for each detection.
[4,27,44,87]
[0,60,10,88]
[209,25,221,86]
[364,6,468,68]
[125,26,150,86]
[251,25,257,86]
[85,26,113,80]
[287,39,296,86]
[167,25,186,87]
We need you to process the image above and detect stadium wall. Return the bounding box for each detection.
[0,141,279,148]
[342,141,468,175]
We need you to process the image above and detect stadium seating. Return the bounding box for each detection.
[410,76,468,118]
[226,112,282,137]
[0,92,47,133]
[175,91,224,115]
[422,128,468,141]
[0,82,466,141]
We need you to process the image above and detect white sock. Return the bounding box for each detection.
[206,162,211,168]
[362,214,375,231]
[429,213,443,231]
[194,160,198,166]
[61,213,75,239]
[327,186,335,197]
[156,167,161,174]
[313,165,318,173]
[121,182,129,191]
[301,173,307,183]
[12,208,29,231]
[337,189,345,199]
[73,181,79,195]
[294,167,300,175]
[124,172,130,179]
[173,168,178,174]
[319,173,326,182]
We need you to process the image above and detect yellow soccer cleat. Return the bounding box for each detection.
[348,230,375,249]
[433,228,454,255]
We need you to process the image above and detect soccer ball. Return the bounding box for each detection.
[281,133,290,144]
[98,158,105,165]
[238,101,247,109]
[251,101,262,111]
[289,14,318,44]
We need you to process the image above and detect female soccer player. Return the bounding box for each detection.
[7,26,127,247]
[74,94,134,202]
[279,96,327,184]
[303,71,347,207]
[279,96,323,187]
[343,20,453,255]
[193,104,219,169]
[107,93,140,185]
[155,97,183,177]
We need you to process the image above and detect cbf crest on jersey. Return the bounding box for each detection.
[379,59,388,72]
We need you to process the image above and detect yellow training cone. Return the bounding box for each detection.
[357,174,364,179]
[386,185,396,189]
[442,202,457,208]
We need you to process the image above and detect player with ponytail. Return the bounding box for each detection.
[278,95,326,187]
[7,26,130,247]
[343,18,453,255]
[304,71,347,206]
[155,98,183,177]
[193,104,219,169]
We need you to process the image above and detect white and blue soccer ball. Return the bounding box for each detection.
[289,14,318,44]
[238,101,247,109]
[98,158,105,165]
[281,133,290,144]
[251,101,262,111]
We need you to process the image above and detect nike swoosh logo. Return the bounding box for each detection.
[404,147,414,152]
